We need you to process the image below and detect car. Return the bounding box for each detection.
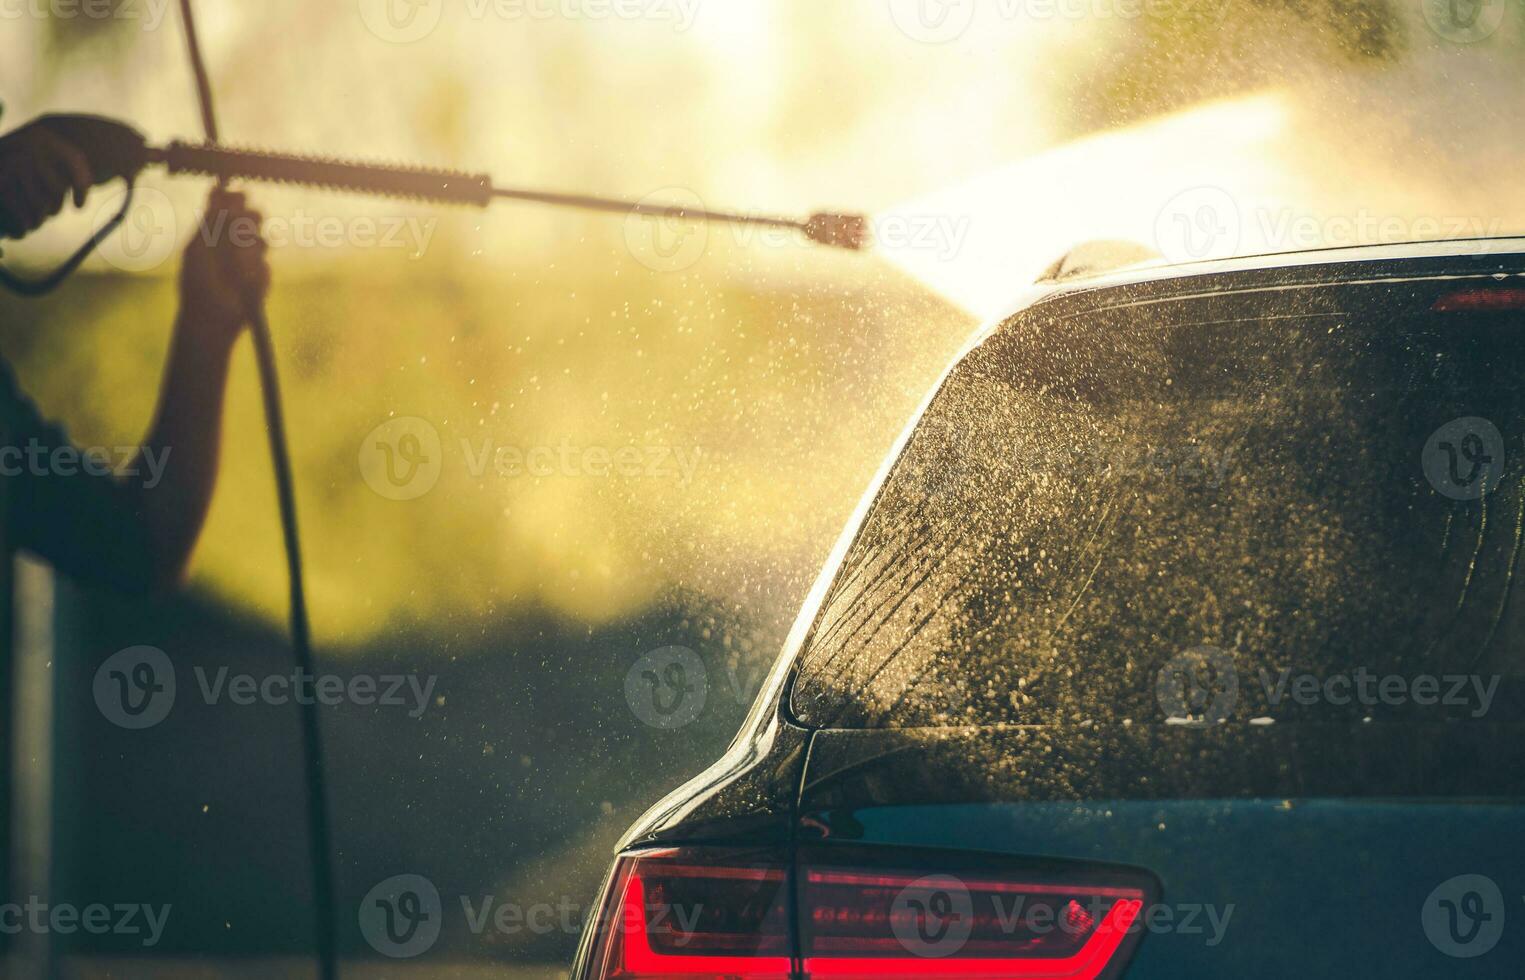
[571,238,1525,979]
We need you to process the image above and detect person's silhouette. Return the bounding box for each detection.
[0,113,270,593]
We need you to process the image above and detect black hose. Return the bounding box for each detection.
[174,2,339,974]
[248,304,339,980]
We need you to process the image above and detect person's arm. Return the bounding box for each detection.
[124,190,270,587]
[5,190,268,592]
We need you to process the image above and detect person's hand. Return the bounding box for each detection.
[0,117,94,239]
[178,190,270,345]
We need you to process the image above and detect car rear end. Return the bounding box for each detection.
[573,244,1525,979]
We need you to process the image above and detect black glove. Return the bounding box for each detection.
[0,113,149,240]
[0,115,95,239]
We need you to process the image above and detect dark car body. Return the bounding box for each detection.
[574,239,1525,979]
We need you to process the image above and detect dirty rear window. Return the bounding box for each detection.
[790,277,1525,729]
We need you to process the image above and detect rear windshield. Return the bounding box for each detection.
[790,275,1525,729]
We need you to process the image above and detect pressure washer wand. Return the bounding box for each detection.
[147,140,870,249]
[0,116,869,296]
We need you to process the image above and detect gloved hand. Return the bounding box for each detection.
[0,115,94,239]
[178,189,271,344]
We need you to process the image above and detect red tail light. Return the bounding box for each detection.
[579,846,1156,980]
[1432,287,1525,312]
[583,847,793,979]
[799,860,1148,979]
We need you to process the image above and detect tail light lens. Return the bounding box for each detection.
[799,849,1153,979]
[582,847,793,979]
[580,846,1155,980]
[1433,287,1525,312]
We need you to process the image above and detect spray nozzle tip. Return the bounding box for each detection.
[805,212,870,251]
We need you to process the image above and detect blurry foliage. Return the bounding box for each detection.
[0,238,970,646]
[1062,0,1403,134]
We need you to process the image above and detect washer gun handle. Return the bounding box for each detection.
[0,114,152,296]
